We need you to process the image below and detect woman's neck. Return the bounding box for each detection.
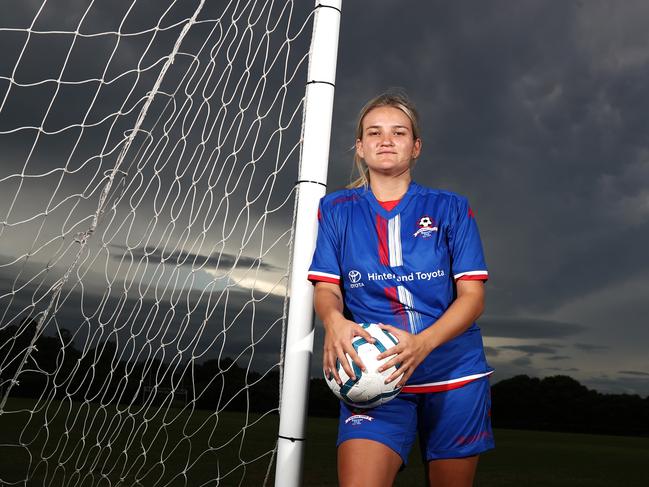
[369,171,411,201]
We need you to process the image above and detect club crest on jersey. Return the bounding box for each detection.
[413,215,438,238]
[345,414,374,426]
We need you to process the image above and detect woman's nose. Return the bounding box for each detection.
[380,134,394,145]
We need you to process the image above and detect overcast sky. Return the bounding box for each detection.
[1,1,648,397]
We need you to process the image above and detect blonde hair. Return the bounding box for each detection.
[348,91,421,188]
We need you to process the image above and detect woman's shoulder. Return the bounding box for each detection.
[320,186,364,208]
[412,182,469,204]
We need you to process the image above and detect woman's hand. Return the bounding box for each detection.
[323,317,374,385]
[314,281,375,385]
[375,324,433,388]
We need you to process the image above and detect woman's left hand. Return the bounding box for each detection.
[375,323,433,388]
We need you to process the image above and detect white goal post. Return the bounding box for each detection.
[275,1,341,486]
[0,1,341,486]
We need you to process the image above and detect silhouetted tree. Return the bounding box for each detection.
[491,374,649,436]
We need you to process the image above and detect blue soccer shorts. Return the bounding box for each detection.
[337,377,494,465]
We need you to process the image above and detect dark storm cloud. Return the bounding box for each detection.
[489,358,595,395]
[480,317,585,339]
[511,355,532,367]
[618,370,649,377]
[1,272,287,372]
[1,0,310,287]
[483,346,500,357]
[573,343,610,353]
[583,374,649,396]
[108,244,280,271]
[500,344,558,355]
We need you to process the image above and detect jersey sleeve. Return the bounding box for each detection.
[308,199,342,285]
[448,196,488,281]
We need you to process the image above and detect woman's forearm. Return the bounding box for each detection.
[314,283,346,328]
[419,281,485,353]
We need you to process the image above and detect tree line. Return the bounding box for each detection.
[1,320,648,437]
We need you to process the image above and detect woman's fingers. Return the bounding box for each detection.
[386,364,410,386]
[377,351,402,373]
[331,343,353,381]
[381,351,411,386]
[355,325,375,344]
[377,323,402,341]
[376,343,400,361]
[346,345,366,373]
[325,347,366,385]
[323,351,340,384]
[378,322,399,333]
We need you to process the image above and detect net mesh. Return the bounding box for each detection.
[0,1,313,485]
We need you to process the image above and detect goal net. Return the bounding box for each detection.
[0,1,319,485]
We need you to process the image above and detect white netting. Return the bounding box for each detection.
[0,1,313,485]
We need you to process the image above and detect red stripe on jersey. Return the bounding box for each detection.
[308,274,340,285]
[376,214,389,265]
[402,377,478,393]
[401,371,493,393]
[384,287,408,330]
[456,274,488,282]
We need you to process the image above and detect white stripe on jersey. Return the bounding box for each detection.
[454,270,489,279]
[397,285,424,334]
[388,214,402,267]
[401,371,494,393]
[308,270,340,280]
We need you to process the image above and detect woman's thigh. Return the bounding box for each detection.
[426,455,479,487]
[338,439,403,487]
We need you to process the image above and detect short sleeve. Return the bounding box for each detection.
[308,199,342,285]
[448,197,488,281]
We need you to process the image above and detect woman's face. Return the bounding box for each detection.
[356,106,421,179]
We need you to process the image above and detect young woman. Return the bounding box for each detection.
[307,92,494,487]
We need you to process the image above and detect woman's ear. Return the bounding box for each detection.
[355,138,365,159]
[412,138,422,159]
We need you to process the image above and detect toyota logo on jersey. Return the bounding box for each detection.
[348,270,362,283]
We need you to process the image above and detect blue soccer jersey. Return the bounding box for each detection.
[308,181,493,391]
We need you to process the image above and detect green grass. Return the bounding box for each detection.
[0,397,278,487]
[1,397,648,486]
[305,417,649,487]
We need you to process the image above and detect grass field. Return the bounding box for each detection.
[1,397,647,486]
[305,416,649,487]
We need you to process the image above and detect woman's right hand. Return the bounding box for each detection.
[323,316,374,385]
[314,281,375,385]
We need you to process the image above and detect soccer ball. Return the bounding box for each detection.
[418,216,433,227]
[325,323,402,409]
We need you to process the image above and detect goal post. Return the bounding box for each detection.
[275,1,342,486]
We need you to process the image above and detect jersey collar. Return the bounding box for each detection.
[362,181,420,218]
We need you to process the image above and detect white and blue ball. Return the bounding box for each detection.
[325,323,402,409]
